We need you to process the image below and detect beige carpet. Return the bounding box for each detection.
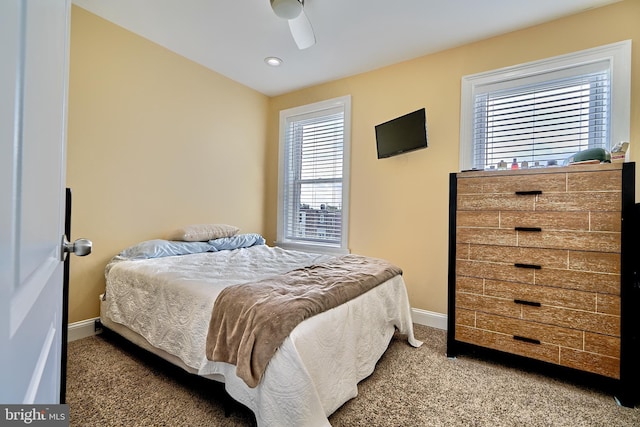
[66,325,640,426]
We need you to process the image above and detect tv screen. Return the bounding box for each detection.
[375,108,428,159]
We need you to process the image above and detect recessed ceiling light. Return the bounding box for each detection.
[264,56,283,67]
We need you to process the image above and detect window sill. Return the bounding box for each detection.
[274,241,350,256]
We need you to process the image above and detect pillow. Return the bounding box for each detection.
[166,223,239,242]
[208,233,266,251]
[120,239,212,260]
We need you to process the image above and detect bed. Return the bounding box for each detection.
[100,226,422,427]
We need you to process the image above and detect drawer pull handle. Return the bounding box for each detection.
[514,299,541,307]
[514,263,541,269]
[513,335,541,345]
[515,190,542,195]
[515,227,542,232]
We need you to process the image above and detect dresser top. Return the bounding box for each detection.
[457,162,627,178]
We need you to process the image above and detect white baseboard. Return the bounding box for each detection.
[411,308,447,330]
[67,317,101,342]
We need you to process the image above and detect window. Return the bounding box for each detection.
[460,41,631,171]
[277,95,351,254]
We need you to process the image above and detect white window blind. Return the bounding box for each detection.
[460,41,631,171]
[278,96,351,252]
[473,65,609,169]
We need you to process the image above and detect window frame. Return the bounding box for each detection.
[276,95,351,254]
[459,40,631,171]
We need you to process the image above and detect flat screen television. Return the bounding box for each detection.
[375,108,428,159]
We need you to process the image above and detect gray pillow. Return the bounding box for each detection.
[166,223,239,242]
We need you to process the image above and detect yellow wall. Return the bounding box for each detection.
[265,0,640,315]
[68,1,640,324]
[66,6,269,323]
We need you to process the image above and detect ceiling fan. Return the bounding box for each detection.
[270,0,316,50]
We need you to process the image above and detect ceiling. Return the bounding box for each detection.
[71,0,620,97]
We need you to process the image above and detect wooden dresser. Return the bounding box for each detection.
[447,162,639,406]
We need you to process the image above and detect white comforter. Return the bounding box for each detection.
[103,245,421,427]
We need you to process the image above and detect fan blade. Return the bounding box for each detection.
[288,10,315,49]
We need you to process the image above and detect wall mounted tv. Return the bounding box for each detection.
[375,108,428,159]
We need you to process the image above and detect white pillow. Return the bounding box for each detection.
[167,223,239,242]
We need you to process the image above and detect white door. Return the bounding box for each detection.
[0,0,71,403]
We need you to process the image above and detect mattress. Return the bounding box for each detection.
[102,244,421,426]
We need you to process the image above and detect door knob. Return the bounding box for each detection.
[61,235,92,261]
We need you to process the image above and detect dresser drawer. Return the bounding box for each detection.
[455,291,621,336]
[456,258,620,294]
[455,323,561,365]
[481,279,620,316]
[465,244,568,269]
[461,244,621,273]
[457,227,620,252]
[482,279,597,312]
[457,169,622,195]
[457,169,622,214]
[455,309,621,378]
[499,211,620,232]
[457,191,621,212]
[475,311,583,349]
[457,173,567,195]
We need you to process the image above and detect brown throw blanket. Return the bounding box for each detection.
[205,254,402,388]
